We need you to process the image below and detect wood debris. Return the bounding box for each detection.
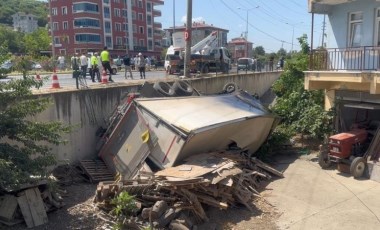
[0,183,65,228]
[94,151,283,229]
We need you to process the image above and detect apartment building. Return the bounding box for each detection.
[227,37,253,61]
[49,0,163,57]
[12,12,39,33]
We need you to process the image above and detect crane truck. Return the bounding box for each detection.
[165,31,231,75]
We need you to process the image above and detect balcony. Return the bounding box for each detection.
[153,9,161,17]
[305,46,380,97]
[154,22,162,29]
[152,0,164,5]
[308,0,354,14]
[310,46,380,71]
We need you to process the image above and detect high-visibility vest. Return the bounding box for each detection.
[100,50,110,62]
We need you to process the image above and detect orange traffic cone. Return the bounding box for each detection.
[101,70,108,84]
[51,70,61,89]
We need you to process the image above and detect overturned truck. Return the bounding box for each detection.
[97,81,279,179]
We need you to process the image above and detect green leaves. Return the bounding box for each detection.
[0,75,71,190]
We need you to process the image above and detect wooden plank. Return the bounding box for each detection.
[17,193,34,228]
[0,195,18,221]
[18,188,49,228]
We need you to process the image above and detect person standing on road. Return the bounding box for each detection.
[123,54,133,79]
[71,53,80,78]
[57,55,65,71]
[80,52,88,79]
[100,46,114,82]
[136,53,146,79]
[90,52,100,82]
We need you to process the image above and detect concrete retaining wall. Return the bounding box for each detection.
[36,72,281,162]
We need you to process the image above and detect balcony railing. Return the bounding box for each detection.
[310,46,380,71]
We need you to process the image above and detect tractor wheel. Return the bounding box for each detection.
[318,149,331,169]
[350,157,366,179]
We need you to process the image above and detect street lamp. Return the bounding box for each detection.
[286,22,303,53]
[238,6,259,58]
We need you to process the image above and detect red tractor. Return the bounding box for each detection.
[318,121,380,178]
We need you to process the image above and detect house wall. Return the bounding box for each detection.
[328,0,380,48]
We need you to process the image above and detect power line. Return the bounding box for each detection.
[220,0,293,46]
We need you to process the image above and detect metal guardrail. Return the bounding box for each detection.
[310,46,380,71]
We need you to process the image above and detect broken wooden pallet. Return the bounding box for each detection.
[80,159,115,183]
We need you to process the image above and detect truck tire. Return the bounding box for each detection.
[172,80,193,96]
[350,157,366,179]
[318,148,331,169]
[201,65,209,74]
[153,82,175,97]
[223,82,238,93]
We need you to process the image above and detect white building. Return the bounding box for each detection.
[12,12,38,33]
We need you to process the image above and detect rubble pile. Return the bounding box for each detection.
[94,151,283,229]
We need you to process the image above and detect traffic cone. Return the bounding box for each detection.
[51,69,61,89]
[101,70,108,84]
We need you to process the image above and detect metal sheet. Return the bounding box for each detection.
[135,91,271,133]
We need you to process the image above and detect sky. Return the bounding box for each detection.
[156,0,325,53]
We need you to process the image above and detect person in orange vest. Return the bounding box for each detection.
[100,46,114,82]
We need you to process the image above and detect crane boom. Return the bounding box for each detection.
[190,31,218,54]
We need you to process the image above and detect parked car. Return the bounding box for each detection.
[0,60,13,70]
[237,58,256,71]
[31,62,42,70]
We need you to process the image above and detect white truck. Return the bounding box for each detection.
[165,31,231,74]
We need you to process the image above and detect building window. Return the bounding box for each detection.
[116,37,122,45]
[139,39,144,46]
[53,22,59,30]
[132,0,136,7]
[52,8,58,16]
[348,12,362,47]
[138,0,143,8]
[122,9,128,18]
[63,21,68,30]
[138,13,143,21]
[106,36,112,47]
[75,34,101,43]
[114,0,120,3]
[147,2,152,12]
[147,15,152,25]
[139,26,144,34]
[105,21,111,33]
[125,37,129,46]
[115,23,121,31]
[62,7,67,15]
[103,0,110,3]
[132,11,136,20]
[133,24,137,33]
[114,8,121,17]
[123,23,129,32]
[147,28,152,38]
[148,39,153,50]
[74,18,100,28]
[73,3,99,13]
[133,37,137,45]
[104,7,110,18]
[54,37,61,45]
[376,8,380,46]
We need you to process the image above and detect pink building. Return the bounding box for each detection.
[228,37,253,61]
[48,0,163,58]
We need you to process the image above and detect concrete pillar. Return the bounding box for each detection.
[324,89,335,111]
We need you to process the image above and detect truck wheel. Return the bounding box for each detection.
[318,149,331,169]
[202,65,209,74]
[223,82,238,93]
[153,82,175,97]
[350,157,366,179]
[172,80,193,96]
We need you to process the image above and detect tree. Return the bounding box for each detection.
[24,28,50,57]
[271,34,332,139]
[277,48,287,58]
[253,46,265,57]
[0,70,71,190]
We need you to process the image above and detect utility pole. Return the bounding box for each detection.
[172,0,175,45]
[321,14,326,48]
[245,10,249,57]
[184,0,192,78]
[124,0,128,54]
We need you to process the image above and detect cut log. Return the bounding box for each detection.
[150,200,168,220]
[156,208,176,228]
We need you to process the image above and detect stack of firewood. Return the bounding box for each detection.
[94,151,283,229]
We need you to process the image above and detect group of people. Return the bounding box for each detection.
[70,47,154,82]
[70,46,115,82]
[122,52,147,80]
